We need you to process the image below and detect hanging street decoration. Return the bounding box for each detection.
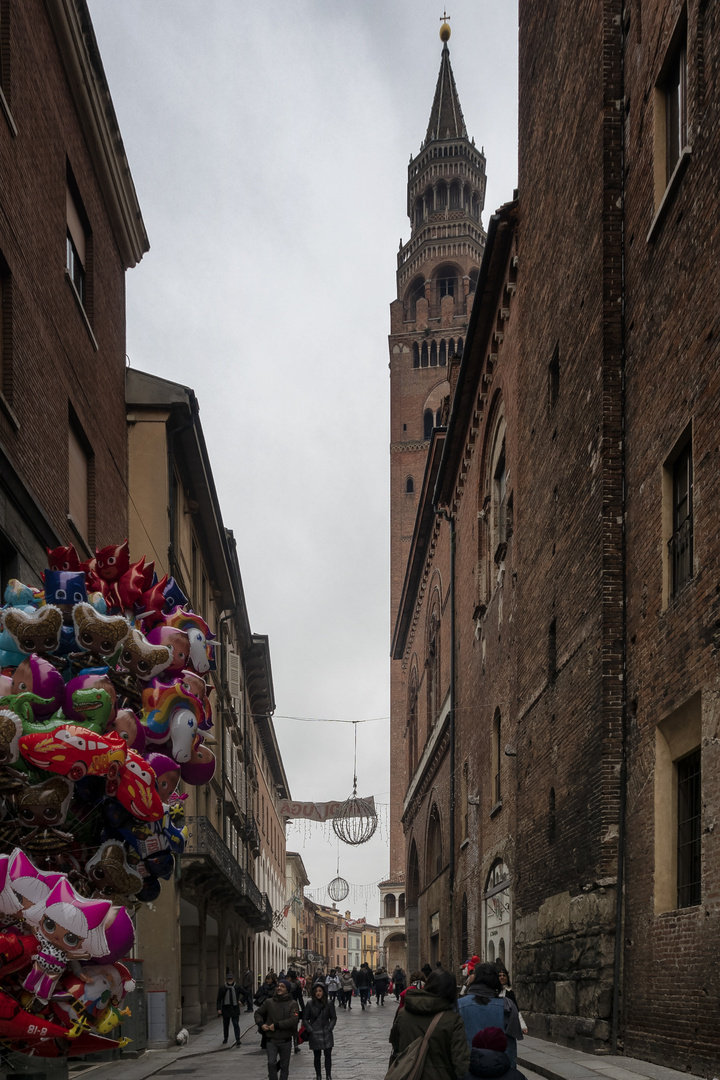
[327,875,350,902]
[332,723,378,846]
[279,796,376,822]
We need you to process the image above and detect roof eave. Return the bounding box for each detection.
[45,0,149,268]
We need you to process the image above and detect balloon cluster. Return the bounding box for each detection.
[0,540,216,1057]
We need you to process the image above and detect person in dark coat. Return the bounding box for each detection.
[374,966,390,1005]
[302,981,337,1080]
[460,1027,527,1080]
[287,970,305,1052]
[389,969,470,1080]
[392,965,407,1000]
[216,973,245,1046]
[354,962,375,1009]
[243,967,254,1011]
[255,980,299,1080]
[254,973,279,1049]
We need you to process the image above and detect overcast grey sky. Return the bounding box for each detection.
[87,0,519,920]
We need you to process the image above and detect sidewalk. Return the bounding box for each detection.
[67,1015,255,1080]
[518,1036,715,1080]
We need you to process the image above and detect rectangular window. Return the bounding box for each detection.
[671,443,693,594]
[664,36,687,182]
[662,425,693,606]
[652,10,689,216]
[677,748,701,908]
[66,186,87,306]
[68,415,93,546]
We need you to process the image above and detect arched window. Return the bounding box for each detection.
[405,476,415,494]
[407,666,419,776]
[407,842,420,905]
[384,893,396,919]
[484,859,511,974]
[450,182,461,209]
[424,188,435,216]
[457,337,464,357]
[430,341,437,367]
[439,340,447,366]
[414,199,423,229]
[448,338,456,357]
[426,805,442,882]
[398,893,406,917]
[492,709,502,806]
[427,605,440,727]
[406,277,425,321]
[421,342,429,367]
[424,409,434,440]
[436,264,457,300]
[469,269,479,296]
[436,181,447,210]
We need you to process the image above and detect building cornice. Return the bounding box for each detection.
[45,0,149,268]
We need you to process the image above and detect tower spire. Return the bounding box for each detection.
[425,24,467,145]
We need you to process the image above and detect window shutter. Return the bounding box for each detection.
[227,646,241,710]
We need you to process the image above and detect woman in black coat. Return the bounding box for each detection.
[302,981,337,1080]
[216,974,245,1046]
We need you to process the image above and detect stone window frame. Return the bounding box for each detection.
[654,692,702,914]
[648,6,691,240]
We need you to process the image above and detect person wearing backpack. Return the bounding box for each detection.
[389,969,470,1080]
[457,965,523,1067]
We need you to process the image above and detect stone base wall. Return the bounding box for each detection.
[514,885,616,1053]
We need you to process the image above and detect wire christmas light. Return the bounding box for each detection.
[332,722,378,846]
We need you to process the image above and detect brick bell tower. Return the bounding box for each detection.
[388,18,486,879]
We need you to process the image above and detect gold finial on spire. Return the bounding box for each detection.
[439,11,451,42]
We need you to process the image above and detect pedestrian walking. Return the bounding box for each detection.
[460,1028,527,1080]
[355,962,374,1010]
[326,969,341,1005]
[374,966,390,1005]
[243,966,254,1011]
[255,973,280,1049]
[338,967,355,1009]
[302,980,337,1080]
[255,979,299,1080]
[495,963,528,1035]
[287,970,305,1052]
[216,973,245,1046]
[457,964,523,1067]
[389,969,470,1079]
[392,964,406,1001]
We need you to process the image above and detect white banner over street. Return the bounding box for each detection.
[279,796,376,822]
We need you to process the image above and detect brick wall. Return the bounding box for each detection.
[0,0,132,580]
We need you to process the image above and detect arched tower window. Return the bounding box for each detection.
[426,805,442,883]
[448,338,456,357]
[430,341,437,367]
[421,342,429,367]
[413,343,420,368]
[398,893,406,917]
[439,340,447,366]
[457,337,464,357]
[449,181,461,209]
[384,893,397,919]
[436,264,457,300]
[406,276,425,321]
[424,409,434,440]
[436,181,447,210]
[405,476,415,494]
[414,199,423,229]
[424,188,434,216]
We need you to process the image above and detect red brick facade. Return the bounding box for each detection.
[390,2,719,1071]
[0,0,147,584]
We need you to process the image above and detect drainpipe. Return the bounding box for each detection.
[436,505,456,971]
[611,6,628,1056]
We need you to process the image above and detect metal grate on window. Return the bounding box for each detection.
[677,748,701,908]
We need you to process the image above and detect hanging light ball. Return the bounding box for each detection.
[332,794,378,846]
[327,875,350,902]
